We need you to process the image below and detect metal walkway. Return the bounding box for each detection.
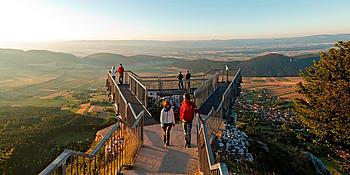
[39,68,241,175]
[118,84,157,126]
[123,121,198,175]
[198,84,228,115]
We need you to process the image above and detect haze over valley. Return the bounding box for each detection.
[3,34,350,60]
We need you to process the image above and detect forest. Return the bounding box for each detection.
[0,106,113,174]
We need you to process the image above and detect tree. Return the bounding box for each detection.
[295,41,350,170]
[0,125,14,175]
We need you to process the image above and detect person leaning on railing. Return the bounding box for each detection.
[180,93,197,148]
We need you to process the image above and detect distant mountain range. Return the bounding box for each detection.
[0,48,320,77]
[1,33,348,60]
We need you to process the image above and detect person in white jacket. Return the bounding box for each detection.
[110,65,116,80]
[160,100,175,147]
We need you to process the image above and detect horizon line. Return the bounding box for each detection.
[1,33,349,44]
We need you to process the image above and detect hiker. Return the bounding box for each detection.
[185,70,191,90]
[117,64,124,84]
[177,72,184,90]
[180,93,197,148]
[110,65,116,80]
[160,100,175,147]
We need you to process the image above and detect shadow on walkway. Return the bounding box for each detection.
[124,120,198,175]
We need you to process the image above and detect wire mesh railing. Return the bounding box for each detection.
[196,114,229,175]
[39,72,145,175]
[128,73,148,107]
[195,68,241,175]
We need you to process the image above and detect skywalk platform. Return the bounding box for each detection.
[197,84,228,115]
[118,84,157,126]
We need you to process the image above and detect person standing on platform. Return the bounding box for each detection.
[117,64,124,84]
[180,93,197,148]
[185,70,191,91]
[110,65,116,80]
[160,100,175,147]
[177,72,184,90]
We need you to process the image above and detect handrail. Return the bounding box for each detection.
[129,73,147,91]
[221,68,241,101]
[195,67,242,175]
[125,70,140,78]
[115,109,144,129]
[217,68,241,111]
[141,78,208,82]
[136,68,235,79]
[39,123,121,175]
[40,107,145,175]
[41,71,146,175]
[197,113,229,175]
[108,71,128,104]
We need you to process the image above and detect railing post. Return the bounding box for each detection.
[144,89,148,108]
[60,162,66,175]
[141,113,144,142]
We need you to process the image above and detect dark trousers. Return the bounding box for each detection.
[186,79,190,90]
[112,76,116,80]
[178,80,184,90]
[182,121,192,146]
[162,123,173,145]
[119,74,124,84]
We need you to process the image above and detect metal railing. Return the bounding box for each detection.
[193,71,221,108]
[39,116,142,175]
[128,73,148,107]
[132,68,228,91]
[193,69,239,108]
[195,68,242,175]
[197,115,229,175]
[40,72,145,175]
[107,71,145,141]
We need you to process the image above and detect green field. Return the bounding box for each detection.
[0,63,116,174]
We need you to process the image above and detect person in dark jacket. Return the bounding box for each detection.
[185,70,191,91]
[177,72,184,90]
[180,93,197,148]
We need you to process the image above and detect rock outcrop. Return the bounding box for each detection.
[214,120,253,162]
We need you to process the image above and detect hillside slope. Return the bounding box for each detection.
[0,49,319,77]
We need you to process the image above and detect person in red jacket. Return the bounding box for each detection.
[180,93,197,148]
[117,64,124,84]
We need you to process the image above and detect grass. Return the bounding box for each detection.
[242,77,304,100]
[123,128,142,168]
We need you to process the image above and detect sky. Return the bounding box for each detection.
[0,0,350,42]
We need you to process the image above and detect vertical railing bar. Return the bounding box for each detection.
[83,157,86,175]
[75,156,78,175]
[70,157,73,175]
[89,157,91,175]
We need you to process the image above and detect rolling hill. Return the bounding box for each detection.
[0,49,319,77]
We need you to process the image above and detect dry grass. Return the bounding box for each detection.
[242,77,305,100]
[76,103,91,115]
[123,128,142,167]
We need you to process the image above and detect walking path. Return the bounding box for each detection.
[119,84,156,125]
[198,84,228,115]
[123,120,198,175]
